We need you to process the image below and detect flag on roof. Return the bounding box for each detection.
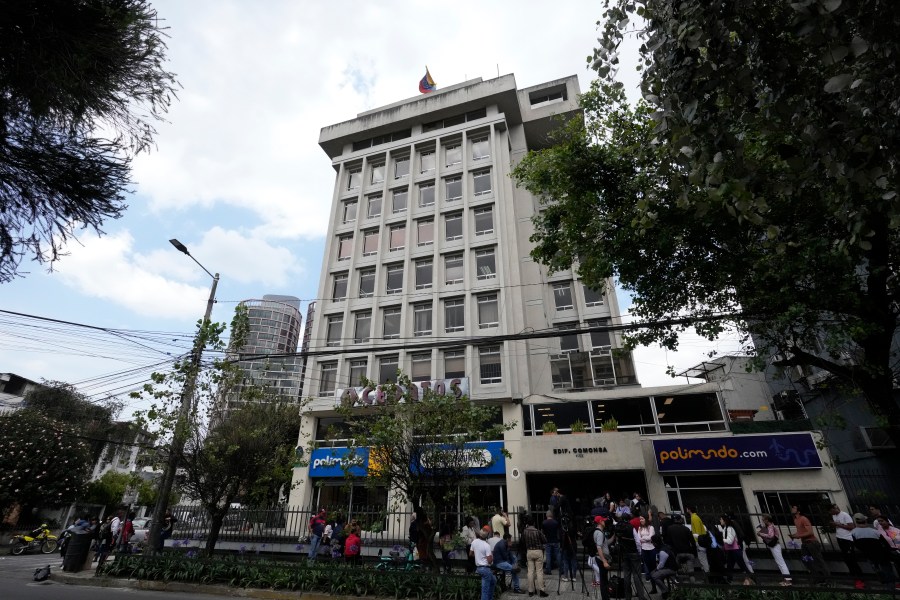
[419,67,436,94]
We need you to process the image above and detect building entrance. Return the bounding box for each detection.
[525,470,649,520]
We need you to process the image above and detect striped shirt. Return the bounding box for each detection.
[523,525,547,550]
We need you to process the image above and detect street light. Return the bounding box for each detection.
[148,239,219,553]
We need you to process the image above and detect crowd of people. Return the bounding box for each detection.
[57,508,177,570]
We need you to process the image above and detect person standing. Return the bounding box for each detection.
[491,507,509,538]
[717,514,752,585]
[344,526,361,566]
[462,517,478,574]
[789,505,830,585]
[830,504,863,588]
[665,514,697,580]
[587,516,612,600]
[637,515,658,593]
[560,519,578,583]
[615,518,651,600]
[542,510,560,576]
[685,506,710,574]
[307,509,326,562]
[523,516,549,597]
[851,513,896,586]
[472,528,496,600]
[118,511,135,554]
[757,514,792,586]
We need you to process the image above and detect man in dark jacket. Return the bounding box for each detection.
[494,533,524,593]
[664,514,697,579]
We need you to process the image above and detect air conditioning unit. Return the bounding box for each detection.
[859,426,897,451]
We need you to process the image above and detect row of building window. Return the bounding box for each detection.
[323,294,500,344]
[342,171,492,224]
[346,139,491,191]
[318,345,502,396]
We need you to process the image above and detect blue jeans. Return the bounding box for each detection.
[477,565,496,600]
[561,550,577,579]
[544,542,560,574]
[496,560,521,590]
[307,533,321,560]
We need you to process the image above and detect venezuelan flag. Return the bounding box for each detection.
[419,67,436,93]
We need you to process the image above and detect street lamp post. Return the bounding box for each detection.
[148,239,219,553]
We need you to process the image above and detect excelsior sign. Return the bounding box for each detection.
[334,377,470,407]
[652,433,822,472]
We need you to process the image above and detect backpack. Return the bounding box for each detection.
[33,565,50,582]
[608,574,625,598]
[613,521,637,555]
[582,524,597,555]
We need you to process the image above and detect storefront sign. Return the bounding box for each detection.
[653,433,822,472]
[418,441,506,475]
[309,441,505,477]
[334,378,470,407]
[553,446,608,456]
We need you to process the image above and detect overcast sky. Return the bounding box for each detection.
[0,0,743,412]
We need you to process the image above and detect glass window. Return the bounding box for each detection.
[347,169,361,190]
[445,145,462,167]
[386,264,403,294]
[367,195,382,218]
[553,282,574,310]
[319,362,337,396]
[583,284,604,306]
[348,359,367,387]
[591,398,655,432]
[359,268,375,297]
[338,235,353,261]
[382,307,401,339]
[558,323,579,353]
[332,272,348,300]
[326,315,342,347]
[354,311,371,343]
[654,393,724,426]
[413,303,432,336]
[445,212,462,241]
[473,170,491,196]
[530,402,592,434]
[370,163,384,184]
[417,219,433,246]
[415,259,432,289]
[363,229,379,255]
[379,355,399,384]
[411,352,431,381]
[474,206,493,235]
[478,294,499,328]
[420,151,435,174]
[472,138,490,161]
[445,176,462,202]
[444,348,465,378]
[475,248,496,279]
[445,298,465,332]
[445,253,463,284]
[419,182,435,207]
[392,189,408,213]
[389,224,406,251]
[343,200,357,223]
[588,319,611,350]
[394,156,409,180]
[479,345,502,384]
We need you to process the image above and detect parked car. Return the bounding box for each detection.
[130,517,151,544]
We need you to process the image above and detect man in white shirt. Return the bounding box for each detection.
[491,508,509,538]
[830,504,864,589]
[472,528,496,600]
[110,510,123,543]
[488,530,502,551]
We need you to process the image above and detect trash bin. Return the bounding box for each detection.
[62,533,92,572]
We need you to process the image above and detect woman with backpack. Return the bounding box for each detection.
[717,514,752,585]
[757,514,792,586]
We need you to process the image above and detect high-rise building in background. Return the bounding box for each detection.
[297,301,316,399]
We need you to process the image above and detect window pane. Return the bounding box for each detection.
[338,235,353,260]
[473,170,491,196]
[348,359,367,387]
[348,170,361,190]
[476,248,496,279]
[445,254,463,284]
[588,319,611,349]
[417,220,433,246]
[445,213,462,241]
[558,323,579,352]
[553,283,573,310]
[319,362,337,396]
[367,195,382,218]
[478,295,499,327]
[392,189,408,213]
[394,157,409,179]
[654,393,724,425]
[390,225,405,251]
[446,145,461,167]
[472,139,490,161]
[383,308,401,339]
[359,269,375,297]
[531,402,592,433]
[371,164,384,184]
[479,345,501,383]
[445,177,462,202]
[332,273,348,300]
[379,355,399,384]
[326,316,342,346]
[583,284,604,306]
[411,353,431,381]
[419,183,435,207]
[445,348,465,378]
[363,230,379,255]
[420,152,435,174]
[343,201,357,223]
[474,207,493,235]
[414,303,432,336]
[416,260,432,289]
[354,311,371,343]
[386,265,403,294]
[445,298,465,332]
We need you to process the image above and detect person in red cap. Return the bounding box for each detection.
[587,515,612,598]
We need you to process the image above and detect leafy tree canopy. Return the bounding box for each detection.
[0,0,178,282]
[513,0,900,438]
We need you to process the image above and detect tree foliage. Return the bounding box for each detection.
[0,0,178,282]
[513,0,900,440]
[83,470,133,509]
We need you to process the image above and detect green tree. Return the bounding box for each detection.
[513,0,900,444]
[0,0,178,282]
[83,471,133,510]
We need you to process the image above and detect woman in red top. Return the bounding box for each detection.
[344,526,362,566]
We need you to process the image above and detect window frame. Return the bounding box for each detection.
[444,297,465,332]
[382,307,401,340]
[392,189,408,214]
[445,144,462,167]
[319,361,338,396]
[583,283,605,307]
[472,170,492,196]
[474,206,494,236]
[413,302,433,337]
[366,194,382,219]
[477,294,499,328]
[358,268,376,298]
[415,258,433,289]
[347,169,361,190]
[370,163,385,185]
[394,156,410,180]
[444,253,464,285]
[332,272,348,300]
[386,263,404,295]
[326,315,343,347]
[353,310,372,343]
[479,345,502,384]
[444,176,462,202]
[378,355,399,384]
[411,352,432,381]
[389,224,406,252]
[417,219,434,246]
[363,229,379,256]
[471,138,490,161]
[475,247,496,280]
[348,359,367,387]
[342,200,358,223]
[420,151,435,174]
[337,235,353,261]
[444,348,466,378]
[553,282,574,311]
[445,212,463,241]
[418,182,435,207]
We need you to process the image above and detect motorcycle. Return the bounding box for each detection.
[9,524,58,555]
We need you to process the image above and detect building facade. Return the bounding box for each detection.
[289,74,848,519]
